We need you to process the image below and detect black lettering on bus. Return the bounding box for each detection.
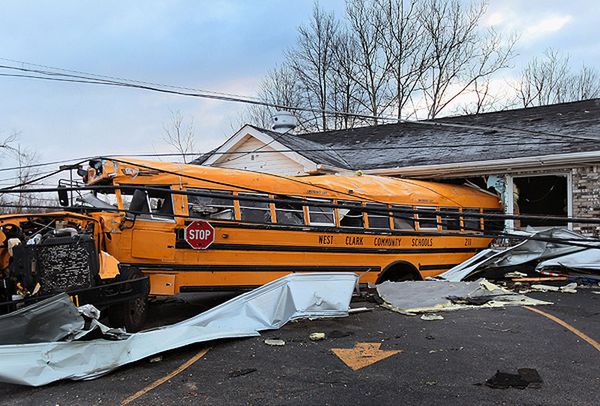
[318,235,334,245]
[411,237,433,247]
[374,237,402,247]
[345,236,364,246]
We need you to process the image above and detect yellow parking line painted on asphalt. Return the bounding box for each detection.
[120,347,210,406]
[525,306,600,353]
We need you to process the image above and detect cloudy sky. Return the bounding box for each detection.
[0,0,599,177]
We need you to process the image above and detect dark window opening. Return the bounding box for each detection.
[392,205,415,230]
[275,197,305,225]
[239,193,272,223]
[121,186,173,221]
[441,207,461,230]
[338,201,364,228]
[463,208,482,232]
[513,175,568,227]
[188,189,235,220]
[416,207,438,230]
[366,203,390,230]
[483,208,504,234]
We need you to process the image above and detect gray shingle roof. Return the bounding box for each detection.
[295,99,600,170]
[194,99,600,170]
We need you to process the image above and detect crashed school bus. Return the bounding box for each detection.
[0,157,502,329]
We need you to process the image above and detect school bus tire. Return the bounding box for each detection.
[376,261,421,284]
[108,268,149,332]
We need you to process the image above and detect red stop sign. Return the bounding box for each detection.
[185,220,215,250]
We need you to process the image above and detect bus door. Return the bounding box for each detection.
[120,186,177,262]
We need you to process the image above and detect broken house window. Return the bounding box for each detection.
[238,193,272,223]
[306,199,335,226]
[187,189,235,220]
[513,175,568,227]
[365,203,391,230]
[392,205,415,230]
[338,201,364,228]
[274,197,305,226]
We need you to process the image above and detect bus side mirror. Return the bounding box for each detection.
[58,186,69,206]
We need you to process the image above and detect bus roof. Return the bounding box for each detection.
[88,157,500,208]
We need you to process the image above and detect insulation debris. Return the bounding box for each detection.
[439,228,600,282]
[529,282,578,293]
[309,332,326,341]
[377,279,551,315]
[264,339,286,346]
[0,272,357,386]
[420,314,444,321]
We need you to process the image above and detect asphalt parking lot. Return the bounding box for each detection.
[0,287,598,406]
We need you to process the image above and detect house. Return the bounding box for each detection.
[193,99,600,236]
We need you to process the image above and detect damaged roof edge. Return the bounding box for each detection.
[362,150,600,178]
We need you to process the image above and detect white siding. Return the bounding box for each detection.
[210,136,307,176]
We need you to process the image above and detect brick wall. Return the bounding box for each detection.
[571,165,600,237]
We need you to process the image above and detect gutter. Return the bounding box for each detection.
[363,150,600,178]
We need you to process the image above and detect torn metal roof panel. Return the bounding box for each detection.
[0,272,357,386]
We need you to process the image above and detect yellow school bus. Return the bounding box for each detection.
[1,157,502,329]
[80,157,502,293]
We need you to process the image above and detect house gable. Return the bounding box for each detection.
[200,125,320,176]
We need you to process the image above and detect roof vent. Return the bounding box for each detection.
[272,112,297,133]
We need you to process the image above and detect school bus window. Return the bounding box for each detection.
[238,193,272,223]
[121,186,174,221]
[483,208,504,234]
[462,208,482,232]
[441,207,461,230]
[274,196,305,225]
[366,203,391,230]
[392,205,415,230]
[416,206,438,230]
[338,201,364,228]
[188,189,235,220]
[307,200,335,226]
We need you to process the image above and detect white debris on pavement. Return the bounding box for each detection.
[377,279,551,315]
[530,283,578,293]
[0,272,357,387]
[420,314,444,321]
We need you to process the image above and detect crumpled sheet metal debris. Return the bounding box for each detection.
[377,279,551,315]
[0,272,357,387]
[439,228,600,282]
[0,294,84,345]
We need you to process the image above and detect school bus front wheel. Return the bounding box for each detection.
[107,268,149,332]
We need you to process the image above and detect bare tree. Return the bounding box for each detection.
[242,0,517,131]
[329,29,363,129]
[163,111,197,163]
[516,49,600,107]
[242,64,305,131]
[376,0,430,119]
[0,134,44,214]
[418,0,515,119]
[288,4,339,131]
[345,0,393,124]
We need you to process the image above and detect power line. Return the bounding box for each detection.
[1,60,599,143]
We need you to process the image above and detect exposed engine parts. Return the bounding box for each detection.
[0,218,98,309]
